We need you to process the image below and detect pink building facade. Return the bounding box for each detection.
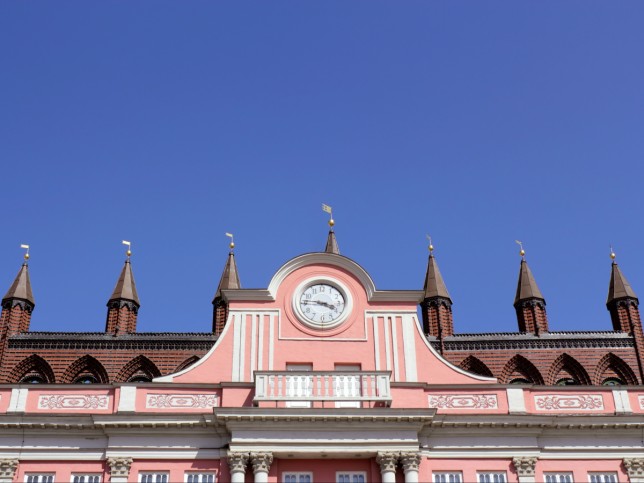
[1,247,644,483]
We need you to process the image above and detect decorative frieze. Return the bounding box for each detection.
[38,394,109,410]
[624,458,644,478]
[428,394,498,409]
[146,393,217,409]
[0,459,18,479]
[250,452,273,474]
[638,395,644,410]
[227,452,249,473]
[512,457,537,477]
[376,452,399,472]
[107,457,133,477]
[400,452,422,472]
[534,394,604,411]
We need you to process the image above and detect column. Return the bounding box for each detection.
[512,457,537,483]
[400,452,422,483]
[250,452,273,483]
[376,452,399,483]
[228,452,249,483]
[624,458,644,483]
[106,457,133,483]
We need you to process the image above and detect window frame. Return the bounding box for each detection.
[544,473,574,483]
[184,473,216,483]
[25,475,55,483]
[138,473,170,483]
[335,471,366,483]
[476,472,507,483]
[588,473,618,483]
[70,475,101,483]
[432,472,463,483]
[282,472,313,483]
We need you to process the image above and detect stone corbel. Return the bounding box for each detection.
[512,456,538,483]
[106,457,133,482]
[0,459,19,481]
[624,458,644,483]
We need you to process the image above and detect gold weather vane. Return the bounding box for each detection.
[225,232,235,251]
[122,240,132,258]
[322,203,334,227]
[515,240,525,259]
[20,244,30,261]
[426,234,434,253]
[610,244,616,261]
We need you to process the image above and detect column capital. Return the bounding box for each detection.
[376,452,399,473]
[106,457,133,478]
[0,459,19,479]
[228,451,250,473]
[400,452,422,472]
[624,458,644,479]
[512,457,537,477]
[250,452,273,474]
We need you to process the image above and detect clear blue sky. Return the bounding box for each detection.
[1,2,643,334]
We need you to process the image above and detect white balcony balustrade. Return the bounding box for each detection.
[253,371,391,406]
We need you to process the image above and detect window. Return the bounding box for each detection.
[602,378,624,386]
[25,476,54,483]
[477,472,507,483]
[544,474,573,483]
[433,473,462,483]
[139,474,168,483]
[185,474,215,483]
[283,473,312,483]
[73,375,99,384]
[336,473,365,483]
[71,476,101,483]
[589,473,617,483]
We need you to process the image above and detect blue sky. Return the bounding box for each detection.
[1,2,643,334]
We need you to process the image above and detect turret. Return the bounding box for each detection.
[105,247,140,335]
[1,261,35,338]
[513,247,548,335]
[212,236,240,336]
[420,242,453,354]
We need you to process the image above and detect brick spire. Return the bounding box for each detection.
[1,262,35,337]
[420,251,453,353]
[514,259,549,334]
[606,258,644,382]
[212,251,240,335]
[105,259,140,335]
[325,230,340,254]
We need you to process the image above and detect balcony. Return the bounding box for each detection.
[254,371,391,406]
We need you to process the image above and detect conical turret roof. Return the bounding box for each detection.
[607,262,638,304]
[213,251,241,301]
[109,259,140,306]
[423,254,451,300]
[514,259,544,305]
[2,263,35,306]
[325,230,340,255]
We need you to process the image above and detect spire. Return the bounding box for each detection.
[424,254,451,300]
[607,261,638,305]
[108,259,140,306]
[213,251,241,301]
[420,241,454,352]
[513,251,548,334]
[2,263,35,309]
[325,230,340,255]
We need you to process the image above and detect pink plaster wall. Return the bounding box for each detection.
[16,461,107,482]
[0,388,11,413]
[628,391,644,413]
[423,458,518,483]
[129,459,220,483]
[270,458,380,483]
[535,458,626,482]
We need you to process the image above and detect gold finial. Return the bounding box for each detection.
[610,244,616,261]
[20,244,30,262]
[122,240,132,258]
[426,234,434,253]
[225,232,235,251]
[515,240,525,258]
[322,203,334,228]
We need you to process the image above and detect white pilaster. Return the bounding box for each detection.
[107,457,133,483]
[376,452,398,483]
[7,388,28,413]
[250,452,273,483]
[612,388,632,414]
[506,387,527,414]
[512,457,537,483]
[0,459,18,483]
[228,451,249,483]
[117,385,137,413]
[400,452,421,483]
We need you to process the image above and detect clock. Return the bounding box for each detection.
[293,279,351,329]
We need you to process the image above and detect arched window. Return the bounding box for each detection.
[509,378,531,385]
[20,375,46,384]
[602,377,625,386]
[74,375,99,384]
[556,377,579,386]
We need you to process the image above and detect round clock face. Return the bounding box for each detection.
[298,283,346,326]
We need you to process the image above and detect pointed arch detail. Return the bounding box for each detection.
[501,354,544,385]
[61,355,109,384]
[8,354,55,384]
[458,355,494,378]
[593,353,639,386]
[175,356,200,373]
[116,355,161,383]
[546,353,591,385]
